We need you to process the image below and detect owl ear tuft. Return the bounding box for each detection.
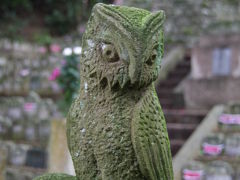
[142,10,165,34]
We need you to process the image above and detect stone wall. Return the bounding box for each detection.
[120,0,240,47]
[0,40,62,96]
[0,92,62,180]
[0,141,46,180]
[156,0,240,46]
[183,77,240,109]
[191,34,240,79]
[173,105,225,179]
[183,34,240,108]
[173,103,240,179]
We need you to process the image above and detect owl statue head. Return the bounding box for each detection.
[81,3,165,92]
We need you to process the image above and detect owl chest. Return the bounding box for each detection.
[92,103,132,133]
[77,101,131,146]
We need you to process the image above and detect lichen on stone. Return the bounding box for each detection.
[34,3,172,180]
[34,173,76,180]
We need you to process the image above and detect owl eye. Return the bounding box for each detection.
[146,49,158,66]
[101,43,119,62]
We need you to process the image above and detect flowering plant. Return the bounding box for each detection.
[49,47,81,112]
[48,67,61,81]
[58,53,80,105]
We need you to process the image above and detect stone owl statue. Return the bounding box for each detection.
[35,3,173,180]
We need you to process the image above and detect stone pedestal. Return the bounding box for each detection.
[0,145,7,180]
[48,119,75,176]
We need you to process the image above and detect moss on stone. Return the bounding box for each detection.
[34,173,76,180]
[110,5,150,27]
[96,3,151,28]
[35,3,172,180]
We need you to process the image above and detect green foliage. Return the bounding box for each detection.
[33,32,53,46]
[0,0,32,18]
[182,26,194,35]
[80,0,113,20]
[123,0,153,10]
[57,54,80,112]
[224,0,239,5]
[42,0,113,35]
[0,0,113,37]
[0,0,31,40]
[40,0,82,35]
[0,17,26,41]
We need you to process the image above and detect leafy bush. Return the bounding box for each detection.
[57,53,80,111]
[0,0,114,37]
[33,32,53,46]
[224,0,239,5]
[39,0,82,35]
[42,0,113,35]
[0,0,32,18]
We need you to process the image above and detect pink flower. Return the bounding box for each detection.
[114,0,123,5]
[38,46,47,54]
[79,25,86,33]
[61,60,67,66]
[51,82,61,92]
[19,69,30,76]
[50,44,61,53]
[49,67,61,81]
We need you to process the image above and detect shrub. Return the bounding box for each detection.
[57,52,80,112]
[0,0,32,18]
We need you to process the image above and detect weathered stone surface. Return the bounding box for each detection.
[48,120,75,176]
[173,105,225,179]
[36,3,173,180]
[173,103,240,179]
[183,77,240,109]
[182,34,240,109]
[121,0,240,46]
[34,174,76,180]
[0,145,7,180]
[0,40,62,96]
[191,34,240,80]
[0,92,60,144]
[0,92,63,180]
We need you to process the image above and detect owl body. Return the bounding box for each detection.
[67,3,173,180]
[68,86,145,179]
[35,3,173,180]
[68,81,172,180]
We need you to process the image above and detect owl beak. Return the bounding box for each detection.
[129,62,137,84]
[129,57,141,85]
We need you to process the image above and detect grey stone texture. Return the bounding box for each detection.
[183,34,240,108]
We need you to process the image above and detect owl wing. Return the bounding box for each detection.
[131,84,173,180]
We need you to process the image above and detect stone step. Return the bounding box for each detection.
[159,98,173,105]
[183,60,191,65]
[184,54,191,61]
[0,91,61,100]
[157,91,174,99]
[159,78,182,88]
[158,93,185,110]
[156,88,173,94]
[166,71,189,81]
[169,68,190,75]
[163,109,207,124]
[170,139,185,156]
[166,75,188,83]
[156,54,196,155]
[160,99,174,109]
[175,62,191,71]
[167,122,198,130]
[167,122,198,140]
